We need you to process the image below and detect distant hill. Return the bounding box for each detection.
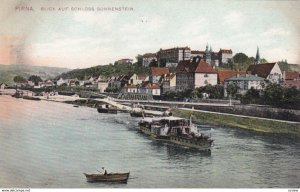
[0,64,70,86]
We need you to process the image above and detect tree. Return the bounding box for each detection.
[262,83,283,106]
[226,83,238,98]
[233,53,249,63]
[241,87,261,104]
[28,75,43,86]
[149,59,158,67]
[13,75,26,83]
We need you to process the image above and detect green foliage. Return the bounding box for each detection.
[226,84,238,98]
[233,53,248,63]
[13,75,26,82]
[241,87,261,104]
[149,59,158,67]
[58,62,149,80]
[240,83,300,109]
[28,75,43,86]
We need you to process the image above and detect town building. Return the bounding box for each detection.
[0,83,8,89]
[128,73,147,85]
[161,73,176,93]
[115,58,133,64]
[218,49,233,65]
[176,58,218,91]
[246,62,282,84]
[224,74,265,97]
[150,67,170,84]
[142,53,157,67]
[190,50,205,59]
[282,71,300,89]
[157,47,191,67]
[217,70,247,84]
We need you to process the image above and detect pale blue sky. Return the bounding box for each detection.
[0,0,299,68]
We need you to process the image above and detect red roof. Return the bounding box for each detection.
[151,67,170,76]
[217,70,247,84]
[146,83,160,89]
[176,60,217,74]
[195,61,217,73]
[282,80,300,88]
[246,63,277,78]
[284,71,300,80]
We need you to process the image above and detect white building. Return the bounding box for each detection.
[224,74,265,97]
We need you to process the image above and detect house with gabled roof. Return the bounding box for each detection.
[246,62,282,84]
[128,73,147,85]
[176,58,218,91]
[0,83,8,89]
[282,71,300,88]
[150,67,170,84]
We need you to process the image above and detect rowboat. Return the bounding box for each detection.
[83,172,130,183]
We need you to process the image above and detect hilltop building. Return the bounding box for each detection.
[157,47,191,67]
[142,53,157,67]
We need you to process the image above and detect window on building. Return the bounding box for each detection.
[204,74,209,77]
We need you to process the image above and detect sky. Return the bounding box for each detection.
[0,0,299,69]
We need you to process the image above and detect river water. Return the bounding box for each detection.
[0,95,299,188]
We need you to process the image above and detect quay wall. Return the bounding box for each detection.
[172,108,300,139]
[120,100,300,122]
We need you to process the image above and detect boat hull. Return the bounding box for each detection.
[170,136,213,151]
[97,108,118,114]
[83,172,130,183]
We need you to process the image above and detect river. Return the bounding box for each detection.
[0,95,299,188]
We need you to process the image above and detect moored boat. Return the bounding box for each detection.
[97,104,118,114]
[83,172,130,183]
[138,116,213,150]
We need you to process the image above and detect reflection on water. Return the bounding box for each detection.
[0,95,299,188]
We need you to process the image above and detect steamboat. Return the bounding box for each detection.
[138,116,213,151]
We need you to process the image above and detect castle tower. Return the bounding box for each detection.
[255,46,260,64]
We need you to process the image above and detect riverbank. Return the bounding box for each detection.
[172,108,300,139]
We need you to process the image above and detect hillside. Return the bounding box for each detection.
[0,64,70,86]
[58,63,149,80]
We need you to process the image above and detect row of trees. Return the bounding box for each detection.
[59,62,149,80]
[241,83,300,109]
[13,75,42,86]
[222,52,268,70]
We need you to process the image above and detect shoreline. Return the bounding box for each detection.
[2,94,300,139]
[171,108,300,139]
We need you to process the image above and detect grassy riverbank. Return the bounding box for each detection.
[172,108,300,138]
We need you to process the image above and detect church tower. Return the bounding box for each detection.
[205,43,211,65]
[255,46,260,64]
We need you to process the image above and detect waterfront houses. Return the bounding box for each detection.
[224,74,265,97]
[176,58,218,91]
[150,67,170,84]
[246,62,283,84]
[128,73,147,85]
